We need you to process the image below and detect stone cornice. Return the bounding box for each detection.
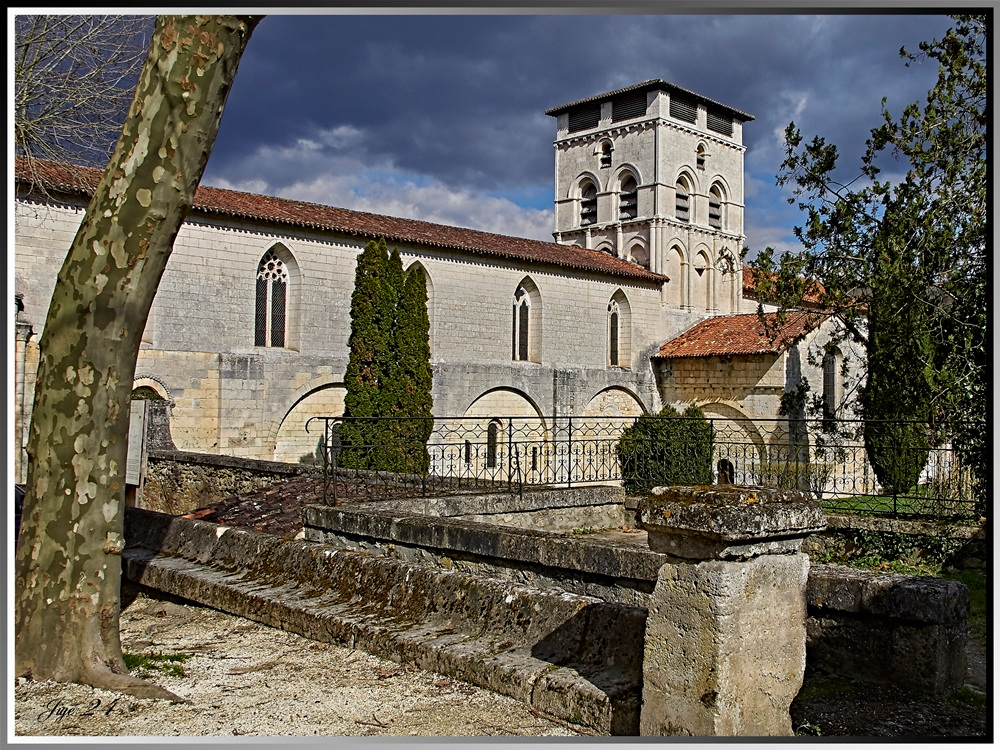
[554,116,745,153]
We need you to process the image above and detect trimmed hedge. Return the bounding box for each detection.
[617,404,714,495]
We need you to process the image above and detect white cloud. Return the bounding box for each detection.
[743,221,805,261]
[206,129,555,242]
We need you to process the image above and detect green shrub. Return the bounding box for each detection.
[617,404,713,495]
[863,420,932,497]
[757,461,813,491]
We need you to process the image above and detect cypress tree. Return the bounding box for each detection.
[341,238,395,470]
[394,263,434,473]
[861,235,934,496]
[341,241,434,475]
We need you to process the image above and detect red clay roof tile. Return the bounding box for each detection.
[16,157,667,284]
[653,311,827,359]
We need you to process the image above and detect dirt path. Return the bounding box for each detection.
[13,590,583,738]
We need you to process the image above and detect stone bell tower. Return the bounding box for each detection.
[546,80,753,314]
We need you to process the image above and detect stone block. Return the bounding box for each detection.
[638,485,826,560]
[640,554,809,736]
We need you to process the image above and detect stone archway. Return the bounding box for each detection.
[457,388,549,482]
[273,384,346,464]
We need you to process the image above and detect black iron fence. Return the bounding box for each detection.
[303,415,979,522]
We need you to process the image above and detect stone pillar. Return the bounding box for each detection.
[637,485,826,737]
[14,306,34,484]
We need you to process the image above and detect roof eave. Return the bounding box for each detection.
[545,78,755,122]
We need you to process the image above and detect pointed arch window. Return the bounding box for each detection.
[512,286,530,361]
[608,290,631,368]
[580,180,597,226]
[619,175,638,220]
[608,300,621,367]
[696,144,708,170]
[255,249,288,347]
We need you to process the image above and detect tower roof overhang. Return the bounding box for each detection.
[545,79,755,122]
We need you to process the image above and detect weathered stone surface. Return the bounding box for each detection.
[304,490,968,698]
[122,508,644,734]
[806,563,969,694]
[640,554,809,737]
[637,485,826,559]
[304,503,665,592]
[142,450,313,515]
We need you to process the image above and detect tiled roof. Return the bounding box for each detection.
[653,311,827,359]
[545,79,754,122]
[742,265,825,307]
[15,157,666,283]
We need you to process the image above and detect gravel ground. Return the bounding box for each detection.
[13,586,989,740]
[13,589,584,738]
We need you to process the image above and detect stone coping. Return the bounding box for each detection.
[303,503,666,584]
[148,449,317,476]
[824,513,983,538]
[637,485,827,560]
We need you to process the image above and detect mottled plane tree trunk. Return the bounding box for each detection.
[15,15,260,698]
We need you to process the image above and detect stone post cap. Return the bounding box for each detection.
[637,485,827,560]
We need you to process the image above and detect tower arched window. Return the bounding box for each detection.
[600,141,613,168]
[619,175,637,220]
[675,177,691,223]
[709,184,724,230]
[255,249,288,347]
[580,180,597,226]
[697,144,708,170]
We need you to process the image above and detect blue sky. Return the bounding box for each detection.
[200,11,957,257]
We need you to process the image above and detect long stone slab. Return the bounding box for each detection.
[122,508,643,734]
[304,499,970,695]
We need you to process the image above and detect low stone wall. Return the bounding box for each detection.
[368,485,631,533]
[141,450,315,516]
[800,513,986,571]
[305,502,661,608]
[806,564,969,694]
[305,499,969,695]
[122,508,643,735]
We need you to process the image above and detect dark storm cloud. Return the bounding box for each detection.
[205,12,956,248]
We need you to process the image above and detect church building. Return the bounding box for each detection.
[13,79,862,481]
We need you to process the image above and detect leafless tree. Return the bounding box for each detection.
[14,14,154,183]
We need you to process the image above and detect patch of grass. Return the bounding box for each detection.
[844,551,944,577]
[947,686,987,708]
[942,568,987,645]
[123,651,192,679]
[570,527,596,535]
[943,569,987,616]
[794,720,822,737]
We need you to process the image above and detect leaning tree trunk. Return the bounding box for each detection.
[14,15,260,698]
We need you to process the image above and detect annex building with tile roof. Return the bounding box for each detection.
[13,80,864,484]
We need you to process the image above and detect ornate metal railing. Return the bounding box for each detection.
[304,415,980,522]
